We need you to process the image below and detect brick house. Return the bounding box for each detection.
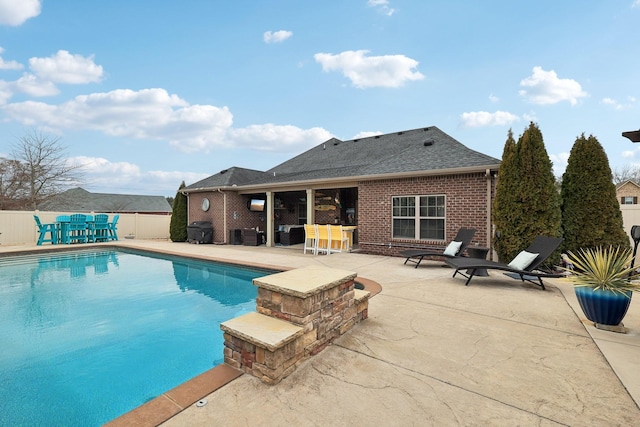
[182,126,501,256]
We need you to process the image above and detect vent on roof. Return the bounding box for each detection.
[334,141,340,145]
[353,139,359,142]
[423,127,430,131]
[374,135,380,139]
[423,139,435,146]
[220,169,228,174]
[397,131,403,135]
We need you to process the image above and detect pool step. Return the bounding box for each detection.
[221,265,370,384]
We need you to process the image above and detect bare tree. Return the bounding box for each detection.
[612,164,640,186]
[0,157,29,209]
[9,129,83,210]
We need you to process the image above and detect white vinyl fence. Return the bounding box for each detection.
[621,205,640,246]
[0,210,171,245]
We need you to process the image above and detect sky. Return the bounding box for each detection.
[0,0,639,197]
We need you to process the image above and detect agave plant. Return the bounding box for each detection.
[565,246,640,295]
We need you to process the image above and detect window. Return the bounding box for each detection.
[392,195,445,240]
[622,196,637,205]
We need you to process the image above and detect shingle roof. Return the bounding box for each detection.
[184,126,501,191]
[39,187,172,213]
[185,167,268,190]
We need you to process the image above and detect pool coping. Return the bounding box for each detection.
[2,243,381,426]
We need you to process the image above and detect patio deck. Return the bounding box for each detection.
[2,240,639,426]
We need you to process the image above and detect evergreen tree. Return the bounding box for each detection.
[492,129,521,262]
[516,122,562,258]
[561,134,629,252]
[170,181,188,242]
[492,123,562,263]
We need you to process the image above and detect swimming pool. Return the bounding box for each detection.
[0,248,272,426]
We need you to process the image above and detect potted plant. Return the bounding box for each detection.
[565,246,640,331]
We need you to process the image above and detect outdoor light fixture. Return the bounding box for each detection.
[622,129,640,142]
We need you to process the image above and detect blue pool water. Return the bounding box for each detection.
[0,249,270,426]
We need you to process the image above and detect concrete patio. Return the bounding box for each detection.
[2,240,639,426]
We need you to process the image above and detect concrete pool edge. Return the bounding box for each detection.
[105,364,243,427]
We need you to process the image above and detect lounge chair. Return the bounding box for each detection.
[444,235,563,290]
[400,228,476,268]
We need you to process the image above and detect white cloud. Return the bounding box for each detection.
[633,0,640,8]
[550,152,569,177]
[0,0,40,26]
[314,50,424,88]
[0,47,22,70]
[368,0,395,16]
[2,88,232,149]
[488,93,499,103]
[0,50,103,103]
[227,124,332,152]
[71,155,209,195]
[459,110,520,128]
[263,30,293,44]
[13,73,59,97]
[622,149,636,159]
[29,50,103,84]
[602,96,635,110]
[1,87,332,155]
[519,66,587,105]
[352,131,383,139]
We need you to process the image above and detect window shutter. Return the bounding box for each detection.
[634,197,638,204]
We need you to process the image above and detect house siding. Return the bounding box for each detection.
[616,181,640,205]
[357,172,493,256]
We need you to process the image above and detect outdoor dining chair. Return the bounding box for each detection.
[107,214,119,241]
[328,225,349,254]
[303,224,318,254]
[33,215,57,245]
[67,214,88,244]
[91,214,110,242]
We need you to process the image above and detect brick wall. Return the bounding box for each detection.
[188,191,267,243]
[357,172,494,256]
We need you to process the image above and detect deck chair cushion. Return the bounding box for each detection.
[508,250,539,271]
[443,241,462,256]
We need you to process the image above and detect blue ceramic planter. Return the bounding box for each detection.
[574,287,632,326]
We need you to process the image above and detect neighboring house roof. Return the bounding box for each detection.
[39,187,172,213]
[616,180,640,191]
[184,126,501,192]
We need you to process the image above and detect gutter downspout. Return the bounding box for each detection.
[486,169,493,260]
[218,188,227,244]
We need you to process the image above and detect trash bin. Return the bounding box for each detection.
[229,229,242,245]
[187,221,213,244]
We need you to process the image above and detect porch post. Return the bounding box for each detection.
[306,189,315,224]
[266,191,274,247]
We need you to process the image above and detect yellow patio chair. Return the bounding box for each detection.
[303,224,318,255]
[328,225,349,254]
[316,224,330,255]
